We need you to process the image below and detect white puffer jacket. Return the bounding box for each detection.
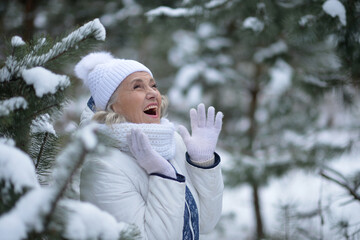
[79,108,224,240]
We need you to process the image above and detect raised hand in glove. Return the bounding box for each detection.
[178,103,223,164]
[127,129,176,178]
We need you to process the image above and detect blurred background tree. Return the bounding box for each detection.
[1,0,359,239]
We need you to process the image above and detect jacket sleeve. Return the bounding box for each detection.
[185,152,224,234]
[80,152,186,240]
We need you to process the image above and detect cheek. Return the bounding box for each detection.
[118,94,144,114]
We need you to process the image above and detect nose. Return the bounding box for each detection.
[146,86,159,99]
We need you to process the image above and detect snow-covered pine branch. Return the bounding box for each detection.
[59,199,140,240]
[49,124,98,215]
[0,188,53,240]
[47,124,140,239]
[146,6,202,20]
[0,97,28,117]
[0,143,39,193]
[0,18,106,82]
[146,0,230,21]
[0,124,140,240]
[21,18,105,70]
[22,67,70,98]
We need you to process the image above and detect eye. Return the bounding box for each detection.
[152,84,158,88]
[133,84,140,89]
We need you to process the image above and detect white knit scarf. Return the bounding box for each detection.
[97,118,176,160]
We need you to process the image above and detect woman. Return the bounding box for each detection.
[75,52,224,240]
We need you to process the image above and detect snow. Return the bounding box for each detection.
[303,75,328,87]
[261,169,359,239]
[21,18,106,68]
[204,150,360,240]
[197,23,216,38]
[299,15,315,27]
[0,143,39,192]
[169,30,199,67]
[254,40,288,63]
[322,0,346,26]
[0,137,15,147]
[168,63,203,110]
[78,124,98,151]
[146,6,201,20]
[11,36,25,47]
[100,0,142,26]
[51,124,97,190]
[34,12,47,28]
[0,188,53,240]
[0,97,28,116]
[284,128,357,151]
[31,113,56,136]
[86,18,106,41]
[22,67,70,97]
[0,66,11,82]
[0,213,27,240]
[205,0,228,9]
[60,199,124,240]
[314,129,355,148]
[205,37,232,51]
[186,84,203,107]
[243,17,264,32]
[203,68,225,84]
[265,59,293,97]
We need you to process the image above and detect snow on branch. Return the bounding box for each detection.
[146,6,202,20]
[205,0,229,9]
[60,199,139,240]
[243,17,264,33]
[22,67,70,98]
[31,114,56,136]
[0,18,106,83]
[0,137,15,147]
[0,56,20,82]
[0,188,53,240]
[0,124,133,240]
[47,124,98,223]
[22,18,106,68]
[0,97,28,117]
[11,36,26,47]
[146,0,230,20]
[322,0,346,26]
[0,143,39,192]
[320,167,360,202]
[253,40,288,63]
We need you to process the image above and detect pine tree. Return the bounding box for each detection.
[0,19,140,240]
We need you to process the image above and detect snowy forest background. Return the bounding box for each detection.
[1,0,360,239]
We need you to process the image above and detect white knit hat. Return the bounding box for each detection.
[74,51,153,111]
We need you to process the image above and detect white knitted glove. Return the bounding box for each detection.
[178,103,223,163]
[127,129,176,178]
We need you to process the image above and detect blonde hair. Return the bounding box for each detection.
[92,92,169,125]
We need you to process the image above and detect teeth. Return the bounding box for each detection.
[144,105,157,111]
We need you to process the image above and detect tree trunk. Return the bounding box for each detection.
[21,0,37,41]
[248,64,265,239]
[252,182,264,240]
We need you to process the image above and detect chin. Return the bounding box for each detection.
[143,112,161,124]
[146,118,161,124]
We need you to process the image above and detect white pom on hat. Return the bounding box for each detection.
[74,51,114,83]
[74,51,153,111]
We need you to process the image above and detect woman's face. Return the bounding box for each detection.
[111,71,162,124]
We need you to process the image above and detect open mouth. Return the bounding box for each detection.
[143,105,158,116]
